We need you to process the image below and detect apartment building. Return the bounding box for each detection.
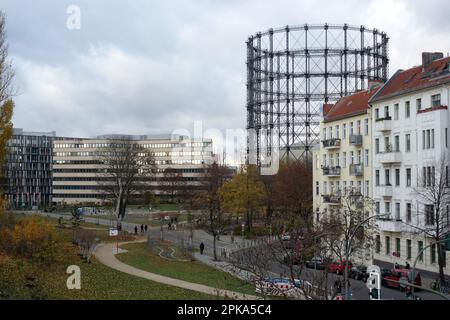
[52,134,215,205]
[313,83,382,224]
[2,128,55,209]
[370,52,450,276]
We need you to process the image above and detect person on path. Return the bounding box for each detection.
[140,224,144,233]
[200,242,205,255]
[134,225,138,235]
[144,224,148,233]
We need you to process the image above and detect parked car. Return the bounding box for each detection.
[381,268,421,291]
[305,257,326,270]
[255,277,312,299]
[350,265,368,281]
[328,260,353,275]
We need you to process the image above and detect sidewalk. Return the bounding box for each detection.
[94,238,259,300]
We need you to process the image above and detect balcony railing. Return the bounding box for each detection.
[375,184,393,197]
[349,135,363,146]
[375,116,392,132]
[349,164,363,177]
[322,194,342,205]
[322,166,341,177]
[322,138,341,149]
[377,216,404,232]
[376,150,402,164]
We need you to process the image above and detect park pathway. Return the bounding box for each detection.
[94,238,259,300]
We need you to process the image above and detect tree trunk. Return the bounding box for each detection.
[213,234,217,261]
[437,243,446,286]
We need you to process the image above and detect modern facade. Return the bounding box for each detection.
[52,134,215,205]
[2,128,55,209]
[370,52,450,276]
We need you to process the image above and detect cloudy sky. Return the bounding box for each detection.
[1,0,449,163]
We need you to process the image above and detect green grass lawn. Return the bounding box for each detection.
[116,242,256,296]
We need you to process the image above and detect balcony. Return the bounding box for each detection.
[349,164,363,177]
[376,151,402,165]
[349,135,363,146]
[377,217,404,233]
[322,138,341,150]
[375,185,393,197]
[322,166,341,177]
[322,194,342,206]
[375,117,392,132]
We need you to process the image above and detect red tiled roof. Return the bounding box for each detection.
[371,56,450,102]
[324,87,381,122]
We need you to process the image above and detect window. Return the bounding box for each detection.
[385,236,391,255]
[406,168,411,187]
[384,106,390,118]
[394,104,399,120]
[406,134,411,152]
[431,129,435,149]
[394,135,400,152]
[385,169,390,186]
[385,136,390,152]
[416,98,422,111]
[342,124,347,139]
[350,151,354,165]
[375,170,380,186]
[431,243,436,264]
[350,122,354,136]
[316,209,320,223]
[385,202,391,214]
[336,125,340,139]
[395,169,400,186]
[357,150,362,165]
[422,130,426,149]
[336,153,340,167]
[342,152,347,168]
[365,149,369,167]
[418,241,424,262]
[406,203,412,223]
[431,94,441,107]
[405,101,410,118]
[365,180,369,196]
[375,138,380,154]
[357,120,361,135]
[446,128,448,148]
[407,240,412,260]
[376,235,381,254]
[316,181,319,196]
[425,205,435,225]
[364,118,369,136]
[396,238,401,257]
[395,203,401,220]
[375,202,380,214]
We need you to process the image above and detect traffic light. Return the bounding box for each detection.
[367,270,381,300]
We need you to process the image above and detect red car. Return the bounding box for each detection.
[381,269,421,291]
[328,260,353,275]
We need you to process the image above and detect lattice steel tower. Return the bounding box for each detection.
[246,24,389,166]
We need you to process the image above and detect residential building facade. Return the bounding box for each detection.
[313,84,381,230]
[370,52,450,276]
[2,128,55,209]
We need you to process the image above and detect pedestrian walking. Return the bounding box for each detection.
[144,224,148,233]
[168,222,171,230]
[200,241,205,255]
[394,262,399,269]
[134,225,138,235]
[140,224,144,233]
[405,261,410,269]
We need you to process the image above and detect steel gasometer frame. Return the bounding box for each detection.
[246,24,389,166]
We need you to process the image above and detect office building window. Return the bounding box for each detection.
[395,169,400,186]
[406,168,411,187]
[418,241,424,262]
[407,240,412,260]
[385,236,391,255]
[406,134,411,152]
[431,94,441,107]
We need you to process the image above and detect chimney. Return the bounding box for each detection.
[422,52,444,69]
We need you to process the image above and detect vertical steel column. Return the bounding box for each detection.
[344,24,348,95]
[360,26,366,89]
[256,32,262,167]
[269,29,274,160]
[285,26,290,160]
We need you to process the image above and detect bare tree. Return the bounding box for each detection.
[412,155,450,287]
[0,11,14,107]
[194,162,229,261]
[97,139,156,221]
[161,167,184,204]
